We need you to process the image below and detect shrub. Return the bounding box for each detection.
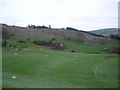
[33,39,66,51]
[2,40,7,47]
[27,38,30,42]
[33,40,48,46]
[17,40,27,43]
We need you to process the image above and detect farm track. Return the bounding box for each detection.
[94,60,118,86]
[2,37,118,88]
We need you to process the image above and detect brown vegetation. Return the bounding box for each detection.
[33,38,66,50]
[1,24,118,45]
[106,47,120,54]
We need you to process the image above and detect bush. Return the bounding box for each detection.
[33,40,48,46]
[2,40,7,47]
[17,40,27,43]
[33,39,66,51]
[27,38,30,42]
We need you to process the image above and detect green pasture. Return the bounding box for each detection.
[2,37,118,88]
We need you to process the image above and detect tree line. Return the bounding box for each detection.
[109,34,120,40]
[27,25,51,29]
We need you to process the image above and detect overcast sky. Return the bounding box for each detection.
[0,0,119,31]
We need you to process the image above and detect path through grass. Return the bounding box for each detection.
[2,38,118,88]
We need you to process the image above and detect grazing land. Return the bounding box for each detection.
[2,37,118,88]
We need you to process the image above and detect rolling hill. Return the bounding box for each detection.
[1,24,117,45]
[1,24,119,88]
[2,36,118,88]
[90,28,119,36]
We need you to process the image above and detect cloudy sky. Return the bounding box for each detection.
[0,0,119,31]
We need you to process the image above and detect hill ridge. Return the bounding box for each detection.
[90,28,119,36]
[1,24,117,44]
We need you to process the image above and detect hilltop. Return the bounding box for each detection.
[1,24,117,45]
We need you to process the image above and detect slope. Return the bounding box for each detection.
[90,28,118,36]
[2,37,118,88]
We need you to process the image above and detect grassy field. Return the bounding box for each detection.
[2,38,118,88]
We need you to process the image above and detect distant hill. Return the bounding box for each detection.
[90,28,119,36]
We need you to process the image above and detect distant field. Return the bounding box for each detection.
[2,38,118,88]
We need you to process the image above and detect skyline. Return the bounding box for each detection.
[0,0,119,31]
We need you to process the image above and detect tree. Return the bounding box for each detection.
[49,25,51,28]
[27,38,30,42]
[110,34,120,40]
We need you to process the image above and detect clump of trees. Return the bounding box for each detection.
[109,34,120,40]
[66,27,105,37]
[85,32,104,37]
[66,27,79,32]
[27,25,48,29]
[33,38,66,50]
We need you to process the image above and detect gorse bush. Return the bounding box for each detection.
[33,38,66,50]
[2,40,7,47]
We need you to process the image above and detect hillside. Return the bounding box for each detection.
[90,28,119,36]
[1,24,117,45]
[2,24,119,88]
[2,33,118,88]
